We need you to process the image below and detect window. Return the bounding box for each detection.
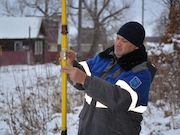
[14,41,23,51]
[34,40,43,55]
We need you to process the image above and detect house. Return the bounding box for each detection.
[45,15,61,52]
[0,17,59,65]
[145,37,161,43]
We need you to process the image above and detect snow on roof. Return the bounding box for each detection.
[0,17,43,39]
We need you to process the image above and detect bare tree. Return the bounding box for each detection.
[0,0,61,17]
[22,0,61,17]
[22,0,62,50]
[150,0,180,130]
[68,0,132,58]
[160,0,180,43]
[0,0,29,16]
[153,9,168,37]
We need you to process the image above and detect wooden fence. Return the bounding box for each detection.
[0,51,59,66]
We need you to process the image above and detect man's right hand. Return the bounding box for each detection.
[67,50,75,66]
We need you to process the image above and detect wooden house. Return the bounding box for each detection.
[0,17,59,65]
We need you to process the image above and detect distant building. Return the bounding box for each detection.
[43,15,61,52]
[145,37,161,43]
[0,17,59,65]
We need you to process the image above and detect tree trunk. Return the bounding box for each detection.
[88,22,101,58]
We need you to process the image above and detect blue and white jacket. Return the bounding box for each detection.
[71,46,157,135]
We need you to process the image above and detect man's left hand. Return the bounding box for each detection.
[60,66,87,85]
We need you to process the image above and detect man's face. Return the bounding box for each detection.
[114,35,139,58]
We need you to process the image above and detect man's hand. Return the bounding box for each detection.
[60,66,87,85]
[67,50,75,66]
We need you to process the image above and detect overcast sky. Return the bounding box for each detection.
[126,0,164,36]
[0,0,165,37]
[69,0,165,37]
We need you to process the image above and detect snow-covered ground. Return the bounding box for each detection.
[0,63,180,135]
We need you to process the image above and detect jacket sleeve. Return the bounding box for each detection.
[68,55,102,90]
[83,75,132,111]
[67,60,85,90]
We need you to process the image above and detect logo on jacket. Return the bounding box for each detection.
[129,76,142,89]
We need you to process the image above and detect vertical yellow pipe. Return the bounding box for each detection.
[60,0,68,134]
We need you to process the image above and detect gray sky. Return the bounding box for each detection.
[69,0,165,37]
[127,0,164,36]
[0,0,164,37]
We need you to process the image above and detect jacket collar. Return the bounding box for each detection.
[99,46,148,71]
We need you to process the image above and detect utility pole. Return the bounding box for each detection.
[77,0,82,60]
[142,0,144,26]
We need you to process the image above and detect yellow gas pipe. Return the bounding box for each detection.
[60,0,68,134]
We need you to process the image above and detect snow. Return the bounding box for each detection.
[146,42,174,55]
[0,64,180,135]
[0,17,42,39]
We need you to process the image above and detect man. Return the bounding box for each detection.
[60,21,157,135]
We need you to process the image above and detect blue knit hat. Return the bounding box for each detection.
[117,21,145,47]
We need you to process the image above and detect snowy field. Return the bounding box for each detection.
[0,63,180,135]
